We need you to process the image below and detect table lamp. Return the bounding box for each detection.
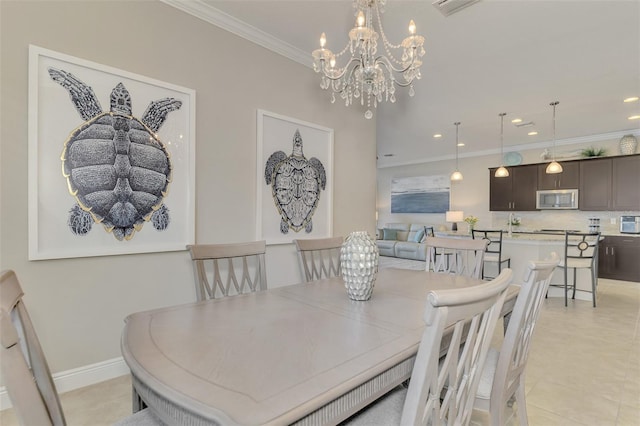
[445,210,464,231]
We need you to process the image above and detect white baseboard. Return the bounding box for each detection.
[0,356,130,411]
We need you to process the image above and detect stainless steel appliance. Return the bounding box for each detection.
[620,216,640,234]
[536,189,579,210]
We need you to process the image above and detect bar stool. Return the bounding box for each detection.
[472,229,511,280]
[555,231,600,307]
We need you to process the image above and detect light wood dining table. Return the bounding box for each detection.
[121,268,519,426]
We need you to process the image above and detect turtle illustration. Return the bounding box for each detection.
[265,129,326,234]
[49,67,181,241]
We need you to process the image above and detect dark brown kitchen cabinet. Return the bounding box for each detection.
[598,235,640,282]
[489,164,538,211]
[612,155,640,210]
[579,158,612,210]
[580,155,640,211]
[537,161,580,189]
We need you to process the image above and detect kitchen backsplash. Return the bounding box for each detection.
[491,210,640,235]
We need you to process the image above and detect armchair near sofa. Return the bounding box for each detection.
[376,223,433,261]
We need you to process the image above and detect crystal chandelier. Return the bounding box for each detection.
[311,0,425,119]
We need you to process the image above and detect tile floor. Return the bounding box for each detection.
[1,275,638,425]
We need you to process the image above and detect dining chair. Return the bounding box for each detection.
[294,236,343,282]
[424,236,489,279]
[424,226,435,237]
[472,229,511,279]
[555,231,600,307]
[342,268,514,425]
[187,240,267,301]
[0,270,160,426]
[474,253,560,426]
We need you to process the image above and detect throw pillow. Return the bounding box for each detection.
[413,228,425,243]
[383,228,397,240]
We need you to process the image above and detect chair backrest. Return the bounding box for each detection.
[472,229,505,261]
[0,270,66,426]
[489,253,559,420]
[401,268,514,425]
[294,236,343,282]
[424,236,490,279]
[187,241,267,301]
[564,231,600,266]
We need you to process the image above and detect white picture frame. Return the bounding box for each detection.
[256,110,333,245]
[28,45,196,260]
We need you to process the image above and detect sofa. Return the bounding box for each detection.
[376,223,434,261]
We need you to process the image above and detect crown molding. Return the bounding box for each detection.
[377,129,640,169]
[159,0,311,67]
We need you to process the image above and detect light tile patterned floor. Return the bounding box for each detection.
[1,258,638,425]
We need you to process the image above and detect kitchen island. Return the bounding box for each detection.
[435,230,640,300]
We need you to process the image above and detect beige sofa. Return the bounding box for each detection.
[376,223,433,261]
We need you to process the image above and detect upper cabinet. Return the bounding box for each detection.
[612,155,640,210]
[489,164,538,211]
[579,158,612,210]
[489,154,639,212]
[580,155,640,211]
[537,161,580,189]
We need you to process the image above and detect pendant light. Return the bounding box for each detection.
[450,122,463,181]
[545,101,563,174]
[495,112,509,177]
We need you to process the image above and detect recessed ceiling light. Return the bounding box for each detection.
[457,143,465,147]
[433,134,442,138]
[629,115,640,120]
[528,131,538,136]
[511,118,522,124]
[624,97,639,103]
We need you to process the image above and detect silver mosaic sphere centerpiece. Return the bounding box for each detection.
[340,231,379,301]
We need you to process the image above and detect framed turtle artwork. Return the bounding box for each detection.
[28,45,196,260]
[256,110,334,245]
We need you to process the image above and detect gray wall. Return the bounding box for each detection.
[0,1,376,373]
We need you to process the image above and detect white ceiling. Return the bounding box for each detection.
[164,0,640,167]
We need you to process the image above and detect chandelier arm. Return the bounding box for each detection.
[374,54,420,84]
[319,57,364,82]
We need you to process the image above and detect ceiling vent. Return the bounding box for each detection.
[432,0,481,16]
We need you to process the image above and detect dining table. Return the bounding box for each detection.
[121,267,519,426]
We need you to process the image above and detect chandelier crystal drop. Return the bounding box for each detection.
[545,101,563,174]
[495,112,510,178]
[312,0,425,119]
[451,122,463,181]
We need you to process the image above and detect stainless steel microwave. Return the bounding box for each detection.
[620,216,640,234]
[536,189,579,210]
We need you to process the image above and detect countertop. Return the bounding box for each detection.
[435,230,640,242]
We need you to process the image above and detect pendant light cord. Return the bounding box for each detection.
[499,112,506,160]
[455,121,460,169]
[551,101,559,160]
